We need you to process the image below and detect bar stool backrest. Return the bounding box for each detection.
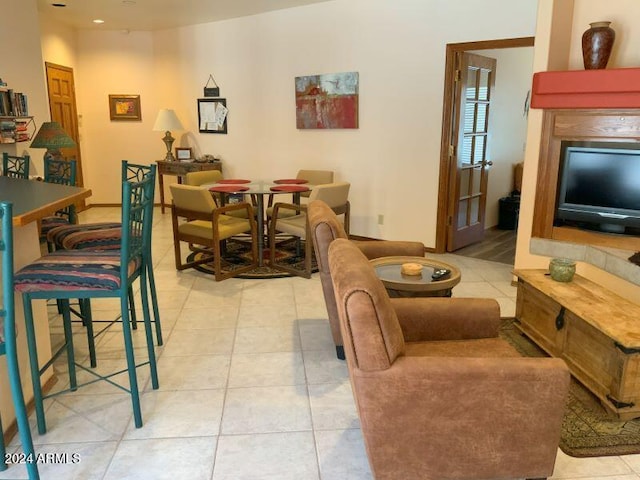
[2,153,30,179]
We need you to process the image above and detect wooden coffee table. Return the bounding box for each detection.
[369,256,461,297]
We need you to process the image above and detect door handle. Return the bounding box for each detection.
[482,160,493,167]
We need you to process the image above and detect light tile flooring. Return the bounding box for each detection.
[3,206,640,479]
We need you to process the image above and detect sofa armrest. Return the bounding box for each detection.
[390,297,501,342]
[352,240,425,259]
[351,356,569,480]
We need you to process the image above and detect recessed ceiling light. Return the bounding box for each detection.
[51,2,67,6]
[122,0,137,5]
[93,19,105,24]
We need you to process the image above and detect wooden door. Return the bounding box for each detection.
[446,52,496,251]
[45,63,84,201]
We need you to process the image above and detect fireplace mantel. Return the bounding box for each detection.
[531,67,640,109]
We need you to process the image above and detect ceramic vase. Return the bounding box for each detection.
[582,21,615,70]
[549,258,576,282]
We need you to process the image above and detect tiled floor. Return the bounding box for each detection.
[3,206,640,479]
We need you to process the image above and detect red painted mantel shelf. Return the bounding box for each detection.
[530,67,640,109]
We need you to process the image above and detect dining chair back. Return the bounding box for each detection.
[14,173,159,435]
[185,170,223,186]
[0,202,40,479]
[2,153,30,179]
[40,158,78,248]
[170,183,258,281]
[296,169,334,198]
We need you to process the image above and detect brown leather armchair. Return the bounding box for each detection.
[308,199,425,359]
[328,238,570,480]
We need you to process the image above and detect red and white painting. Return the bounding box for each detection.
[295,72,359,129]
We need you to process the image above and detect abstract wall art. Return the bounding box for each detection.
[295,72,359,129]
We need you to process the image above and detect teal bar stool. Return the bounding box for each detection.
[45,161,162,346]
[14,174,159,434]
[0,202,40,479]
[40,158,78,250]
[1,153,30,179]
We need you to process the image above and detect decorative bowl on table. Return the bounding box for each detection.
[401,262,423,277]
[549,258,576,282]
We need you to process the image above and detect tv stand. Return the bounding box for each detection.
[515,269,640,420]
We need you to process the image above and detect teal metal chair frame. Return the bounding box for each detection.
[43,157,78,225]
[2,153,30,179]
[0,202,40,479]
[18,174,159,434]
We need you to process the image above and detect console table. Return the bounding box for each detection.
[515,268,640,420]
[156,160,222,213]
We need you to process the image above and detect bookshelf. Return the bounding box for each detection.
[0,85,34,144]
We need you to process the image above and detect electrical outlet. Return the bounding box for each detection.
[377,214,384,225]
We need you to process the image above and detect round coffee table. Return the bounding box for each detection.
[369,256,461,297]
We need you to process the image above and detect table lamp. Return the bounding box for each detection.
[153,109,184,162]
[30,121,77,161]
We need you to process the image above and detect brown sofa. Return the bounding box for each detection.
[328,238,570,480]
[308,199,425,359]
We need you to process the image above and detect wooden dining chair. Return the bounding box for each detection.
[0,202,40,479]
[269,182,350,278]
[14,174,159,434]
[170,183,258,280]
[2,153,30,179]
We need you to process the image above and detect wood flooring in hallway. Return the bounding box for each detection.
[454,228,517,265]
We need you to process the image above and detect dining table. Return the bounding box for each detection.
[0,176,92,424]
[207,179,309,266]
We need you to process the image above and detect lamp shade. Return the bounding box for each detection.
[153,109,184,132]
[30,122,76,149]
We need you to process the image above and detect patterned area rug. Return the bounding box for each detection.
[501,318,640,457]
[186,237,318,279]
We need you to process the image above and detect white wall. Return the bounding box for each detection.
[0,0,51,176]
[68,0,538,246]
[474,47,534,229]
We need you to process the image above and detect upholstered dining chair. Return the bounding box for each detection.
[0,202,40,479]
[266,169,336,225]
[45,161,163,347]
[328,238,570,480]
[39,158,78,250]
[14,173,159,435]
[184,169,223,186]
[268,182,350,278]
[2,153,30,179]
[308,199,425,359]
[170,183,258,281]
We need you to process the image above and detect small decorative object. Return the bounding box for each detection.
[581,21,615,70]
[108,94,142,121]
[401,262,423,276]
[197,98,228,134]
[295,71,359,129]
[203,74,220,97]
[175,147,193,161]
[549,258,576,282]
[152,109,184,161]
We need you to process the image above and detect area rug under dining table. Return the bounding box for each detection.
[187,237,318,279]
[501,317,640,457]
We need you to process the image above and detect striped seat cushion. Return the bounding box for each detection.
[14,250,141,293]
[47,222,122,250]
[40,216,73,238]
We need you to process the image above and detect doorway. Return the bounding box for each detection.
[45,62,85,208]
[435,37,534,258]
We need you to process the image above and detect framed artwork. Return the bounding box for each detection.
[175,147,193,161]
[198,98,228,134]
[109,94,142,121]
[295,72,359,129]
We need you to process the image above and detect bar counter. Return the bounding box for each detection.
[0,176,91,434]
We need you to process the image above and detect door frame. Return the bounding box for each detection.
[435,37,534,253]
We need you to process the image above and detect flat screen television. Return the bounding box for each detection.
[555,141,640,234]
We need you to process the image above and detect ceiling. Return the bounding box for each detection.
[36,0,333,31]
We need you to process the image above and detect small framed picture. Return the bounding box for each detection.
[108,94,142,121]
[175,147,193,161]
